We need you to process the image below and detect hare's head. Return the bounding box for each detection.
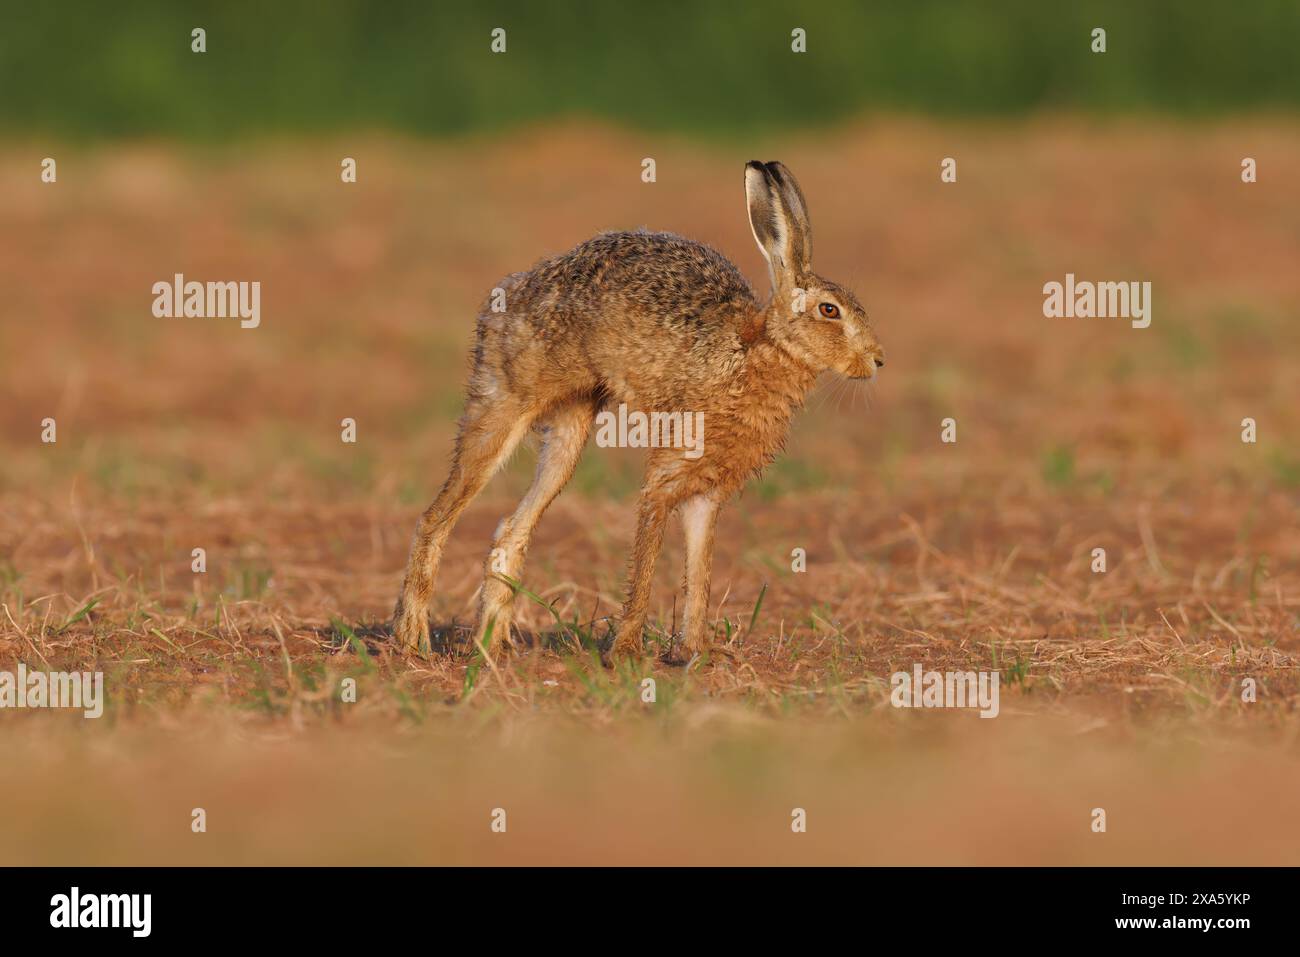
[745,161,884,380]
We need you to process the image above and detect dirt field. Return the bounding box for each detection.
[1,118,1297,864]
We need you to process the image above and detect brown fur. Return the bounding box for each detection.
[393,161,884,662]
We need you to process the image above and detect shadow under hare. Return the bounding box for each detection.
[393,161,884,663]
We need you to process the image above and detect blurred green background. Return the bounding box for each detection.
[3,0,1298,140]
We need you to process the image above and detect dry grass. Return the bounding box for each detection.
[0,118,1297,863]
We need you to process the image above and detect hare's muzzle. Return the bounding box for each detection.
[849,347,885,379]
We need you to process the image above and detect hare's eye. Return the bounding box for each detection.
[818,302,840,319]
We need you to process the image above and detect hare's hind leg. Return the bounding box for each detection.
[393,396,534,654]
[474,396,596,656]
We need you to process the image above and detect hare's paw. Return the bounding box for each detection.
[663,632,734,666]
[661,632,716,666]
[392,607,430,656]
[474,616,518,661]
[656,632,689,665]
[604,626,645,667]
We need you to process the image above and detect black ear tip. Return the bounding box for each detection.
[745,160,766,172]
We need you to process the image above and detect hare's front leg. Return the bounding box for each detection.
[679,494,721,657]
[610,492,672,660]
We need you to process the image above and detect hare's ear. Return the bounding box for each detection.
[746,161,796,291]
[762,161,811,269]
[745,160,809,291]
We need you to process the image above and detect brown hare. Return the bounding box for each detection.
[393,161,884,662]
